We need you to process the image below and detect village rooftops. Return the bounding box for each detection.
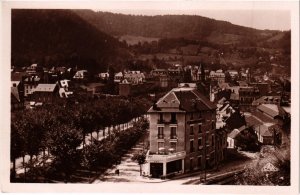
[34,83,57,92]
[252,96,281,105]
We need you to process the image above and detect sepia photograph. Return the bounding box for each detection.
[1,0,299,194]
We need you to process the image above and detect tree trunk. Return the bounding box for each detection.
[140,164,142,176]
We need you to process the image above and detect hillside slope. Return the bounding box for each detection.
[12,9,130,72]
[74,10,279,44]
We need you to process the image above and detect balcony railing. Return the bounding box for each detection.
[187,118,203,124]
[146,150,186,163]
[170,134,177,139]
[157,119,177,124]
[157,119,166,124]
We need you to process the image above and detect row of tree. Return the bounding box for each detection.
[11,97,151,182]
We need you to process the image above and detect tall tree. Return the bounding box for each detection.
[49,124,82,182]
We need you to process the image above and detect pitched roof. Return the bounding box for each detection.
[257,104,279,118]
[148,88,216,113]
[258,123,275,137]
[225,111,246,130]
[228,129,240,139]
[11,72,27,81]
[11,81,20,87]
[251,110,276,123]
[35,84,57,92]
[11,87,20,102]
[245,115,263,127]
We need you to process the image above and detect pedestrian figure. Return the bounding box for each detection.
[115,169,119,176]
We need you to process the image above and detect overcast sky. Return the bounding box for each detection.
[92,1,291,31]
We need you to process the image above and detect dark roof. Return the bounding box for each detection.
[11,72,27,81]
[245,115,263,127]
[148,88,216,113]
[174,90,217,112]
[251,110,276,123]
[216,90,231,102]
[11,87,20,102]
[225,111,246,130]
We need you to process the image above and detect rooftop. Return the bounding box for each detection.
[257,104,279,118]
[35,84,57,92]
[228,129,240,139]
[148,87,216,113]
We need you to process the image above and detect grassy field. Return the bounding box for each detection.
[206,32,243,44]
[117,35,159,45]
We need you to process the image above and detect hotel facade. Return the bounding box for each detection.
[146,85,226,178]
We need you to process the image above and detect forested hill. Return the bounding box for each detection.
[11,9,130,72]
[74,10,281,43]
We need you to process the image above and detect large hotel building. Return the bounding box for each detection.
[146,85,226,178]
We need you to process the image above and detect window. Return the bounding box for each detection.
[170,127,177,139]
[171,113,177,123]
[198,124,202,134]
[198,156,202,167]
[158,127,164,139]
[190,158,193,170]
[170,142,176,152]
[198,138,202,150]
[190,113,194,120]
[159,113,164,122]
[212,135,215,147]
[205,134,210,146]
[190,125,194,135]
[190,140,194,152]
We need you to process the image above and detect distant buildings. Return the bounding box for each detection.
[146,85,226,178]
[23,75,41,97]
[209,70,225,84]
[32,83,59,104]
[124,71,145,84]
[73,70,88,79]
